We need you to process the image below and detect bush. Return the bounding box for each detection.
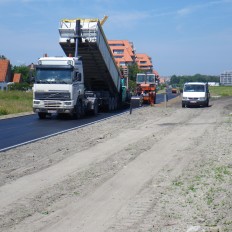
[8,83,31,91]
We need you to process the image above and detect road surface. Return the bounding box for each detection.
[1,96,230,231]
[0,92,177,151]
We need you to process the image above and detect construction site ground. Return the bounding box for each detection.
[0,96,232,232]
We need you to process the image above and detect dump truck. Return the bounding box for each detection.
[135,73,157,104]
[33,18,131,119]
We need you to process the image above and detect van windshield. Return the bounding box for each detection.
[184,84,205,92]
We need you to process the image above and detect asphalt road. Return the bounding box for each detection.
[0,91,178,152]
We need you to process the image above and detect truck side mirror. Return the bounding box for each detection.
[74,72,82,82]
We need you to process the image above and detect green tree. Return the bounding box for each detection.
[128,79,136,93]
[12,65,30,83]
[170,74,220,87]
[128,63,140,82]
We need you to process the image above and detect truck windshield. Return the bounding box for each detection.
[36,68,73,84]
[136,74,155,84]
[137,74,145,83]
[184,84,205,92]
[147,74,155,83]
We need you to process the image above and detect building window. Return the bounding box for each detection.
[114,56,123,59]
[113,49,124,54]
[140,61,147,64]
[109,44,124,46]
[120,62,126,66]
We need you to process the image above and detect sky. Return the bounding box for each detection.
[0,0,232,76]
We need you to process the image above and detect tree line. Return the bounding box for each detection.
[170,74,220,87]
[3,54,219,92]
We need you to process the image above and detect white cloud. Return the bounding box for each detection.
[106,10,151,29]
[176,0,232,17]
[177,8,192,16]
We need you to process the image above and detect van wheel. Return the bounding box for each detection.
[182,103,185,108]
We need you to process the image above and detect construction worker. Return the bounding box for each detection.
[149,91,154,106]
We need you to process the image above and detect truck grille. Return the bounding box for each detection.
[44,101,62,108]
[35,92,71,100]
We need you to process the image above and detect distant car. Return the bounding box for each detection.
[172,87,177,94]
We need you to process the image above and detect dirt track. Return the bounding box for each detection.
[0,96,232,232]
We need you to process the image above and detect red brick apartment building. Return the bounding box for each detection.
[135,53,153,72]
[108,40,136,80]
[108,40,136,67]
[108,40,157,80]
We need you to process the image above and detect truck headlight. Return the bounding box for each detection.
[33,100,40,104]
[199,97,206,100]
[64,101,72,106]
[182,97,187,100]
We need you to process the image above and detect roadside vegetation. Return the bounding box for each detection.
[0,91,32,116]
[1,86,232,117]
[209,86,232,97]
[0,55,34,116]
[170,74,220,87]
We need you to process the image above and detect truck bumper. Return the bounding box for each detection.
[33,99,75,114]
[33,107,74,114]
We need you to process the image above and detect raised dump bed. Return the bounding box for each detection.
[59,18,121,96]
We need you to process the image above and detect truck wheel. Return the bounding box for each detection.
[182,103,185,108]
[108,98,113,111]
[38,112,46,119]
[111,98,115,111]
[114,97,118,110]
[93,101,98,115]
[74,101,82,119]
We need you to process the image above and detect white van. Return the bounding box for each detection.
[182,82,210,108]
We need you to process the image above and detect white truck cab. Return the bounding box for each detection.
[33,56,96,119]
[182,82,210,108]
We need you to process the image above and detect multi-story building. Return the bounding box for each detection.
[108,40,159,87]
[108,40,136,85]
[108,40,136,67]
[220,71,232,86]
[135,53,153,73]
